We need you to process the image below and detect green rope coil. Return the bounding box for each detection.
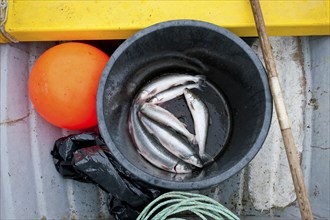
[137,191,240,220]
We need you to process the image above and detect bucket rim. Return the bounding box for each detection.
[97,19,273,189]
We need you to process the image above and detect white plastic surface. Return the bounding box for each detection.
[0,43,110,219]
[0,37,329,219]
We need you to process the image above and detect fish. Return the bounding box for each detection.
[136,74,205,103]
[129,104,192,173]
[140,114,203,168]
[184,89,211,162]
[140,103,196,144]
[149,83,200,105]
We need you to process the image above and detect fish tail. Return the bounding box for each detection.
[196,75,207,87]
[196,74,206,81]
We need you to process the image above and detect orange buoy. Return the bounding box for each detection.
[29,42,109,130]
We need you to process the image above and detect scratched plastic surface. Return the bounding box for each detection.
[0,43,111,220]
[1,37,329,219]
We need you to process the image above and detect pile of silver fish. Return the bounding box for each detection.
[129,74,211,173]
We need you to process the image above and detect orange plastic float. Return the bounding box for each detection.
[29,42,109,130]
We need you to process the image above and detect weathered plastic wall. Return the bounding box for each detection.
[1,37,329,219]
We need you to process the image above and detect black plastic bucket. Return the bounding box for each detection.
[97,20,272,190]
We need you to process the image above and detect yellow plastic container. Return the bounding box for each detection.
[1,0,329,43]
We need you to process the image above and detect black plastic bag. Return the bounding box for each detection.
[51,133,163,220]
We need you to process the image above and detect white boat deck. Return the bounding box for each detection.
[1,37,329,219]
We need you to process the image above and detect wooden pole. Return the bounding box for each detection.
[249,0,313,219]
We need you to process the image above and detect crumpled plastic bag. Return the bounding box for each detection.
[51,132,163,220]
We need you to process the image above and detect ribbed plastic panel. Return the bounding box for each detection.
[1,37,329,219]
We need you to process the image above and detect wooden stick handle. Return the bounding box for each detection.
[249,0,313,219]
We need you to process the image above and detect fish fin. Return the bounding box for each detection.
[137,110,142,117]
[193,137,198,145]
[197,75,207,88]
[200,153,214,165]
[189,136,198,145]
[196,74,206,83]
[136,148,143,155]
[189,101,195,111]
[160,164,172,172]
